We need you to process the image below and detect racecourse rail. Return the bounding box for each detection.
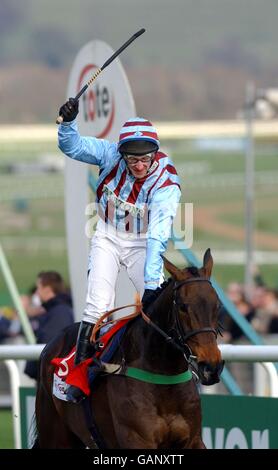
[2,344,278,362]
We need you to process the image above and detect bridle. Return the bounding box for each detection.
[172,278,218,343]
[142,277,219,366]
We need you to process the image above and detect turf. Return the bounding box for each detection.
[0,409,14,449]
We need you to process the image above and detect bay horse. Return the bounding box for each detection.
[34,248,224,449]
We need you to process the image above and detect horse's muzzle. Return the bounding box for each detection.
[197,360,225,386]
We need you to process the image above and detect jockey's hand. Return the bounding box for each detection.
[142,288,161,311]
[59,98,79,122]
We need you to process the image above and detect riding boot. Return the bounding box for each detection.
[66,321,95,404]
[74,320,95,366]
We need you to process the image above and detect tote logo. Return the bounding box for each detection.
[77,64,115,138]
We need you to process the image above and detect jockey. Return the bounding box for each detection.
[58,98,181,402]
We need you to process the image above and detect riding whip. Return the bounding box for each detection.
[56,28,146,124]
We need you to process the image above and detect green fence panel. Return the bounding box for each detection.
[19,386,36,449]
[201,394,278,449]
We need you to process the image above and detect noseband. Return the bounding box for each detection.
[173,277,218,343]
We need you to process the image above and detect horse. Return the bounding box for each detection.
[34,248,224,449]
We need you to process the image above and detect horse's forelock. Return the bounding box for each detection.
[186,266,200,277]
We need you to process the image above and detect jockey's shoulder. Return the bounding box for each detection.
[156,151,176,168]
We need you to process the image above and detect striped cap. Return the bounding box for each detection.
[118,117,159,155]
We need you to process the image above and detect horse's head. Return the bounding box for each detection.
[162,248,224,386]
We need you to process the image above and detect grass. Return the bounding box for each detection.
[0,409,14,449]
[212,264,278,290]
[219,208,278,234]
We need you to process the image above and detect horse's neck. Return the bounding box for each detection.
[136,285,188,374]
[149,285,174,331]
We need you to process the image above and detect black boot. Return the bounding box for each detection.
[66,321,95,403]
[74,321,95,366]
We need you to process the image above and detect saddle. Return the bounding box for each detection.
[51,295,143,401]
[51,318,132,401]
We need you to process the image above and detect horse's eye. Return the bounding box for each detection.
[179,303,188,313]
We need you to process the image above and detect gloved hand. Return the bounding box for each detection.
[59,97,79,122]
[142,288,161,311]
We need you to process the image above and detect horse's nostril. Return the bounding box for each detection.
[199,361,213,372]
[198,360,224,377]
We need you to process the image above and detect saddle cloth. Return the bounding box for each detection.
[51,319,130,401]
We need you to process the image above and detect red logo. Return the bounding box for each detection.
[77,64,115,138]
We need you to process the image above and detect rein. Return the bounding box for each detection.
[90,294,188,357]
[91,293,142,343]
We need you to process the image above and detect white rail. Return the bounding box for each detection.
[1,344,278,362]
[0,344,44,360]
[219,345,278,362]
[4,360,21,449]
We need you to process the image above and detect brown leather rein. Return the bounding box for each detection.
[90,292,172,344]
[90,292,143,343]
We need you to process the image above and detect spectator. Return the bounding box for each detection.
[0,307,21,343]
[222,282,256,343]
[255,288,278,334]
[20,285,45,318]
[0,312,17,342]
[268,290,278,333]
[24,271,74,380]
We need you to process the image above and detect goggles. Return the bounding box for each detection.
[123,153,153,165]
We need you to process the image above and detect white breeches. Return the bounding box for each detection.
[83,228,147,324]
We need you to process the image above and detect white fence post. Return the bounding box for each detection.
[4,360,21,449]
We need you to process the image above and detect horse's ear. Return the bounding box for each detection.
[161,255,184,280]
[201,248,213,278]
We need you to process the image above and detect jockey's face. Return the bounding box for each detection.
[124,153,154,179]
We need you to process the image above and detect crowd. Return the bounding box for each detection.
[221,269,278,343]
